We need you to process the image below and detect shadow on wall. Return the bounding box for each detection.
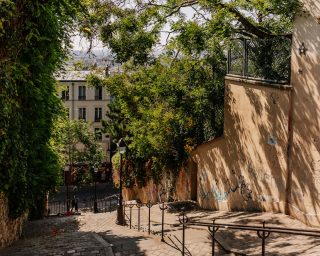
[192,4,320,226]
[288,4,320,226]
[192,78,291,214]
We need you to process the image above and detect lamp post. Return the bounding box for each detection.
[116,138,126,225]
[93,166,99,213]
[64,165,70,212]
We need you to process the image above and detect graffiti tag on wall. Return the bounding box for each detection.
[247,163,276,186]
[200,170,253,202]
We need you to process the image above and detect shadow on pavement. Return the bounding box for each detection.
[0,213,149,256]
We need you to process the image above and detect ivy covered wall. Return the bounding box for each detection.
[0,0,80,219]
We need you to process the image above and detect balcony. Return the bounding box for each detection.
[227,37,292,84]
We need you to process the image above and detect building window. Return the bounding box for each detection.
[95,128,102,141]
[78,86,86,100]
[78,108,86,121]
[61,86,69,100]
[94,107,102,122]
[95,86,102,100]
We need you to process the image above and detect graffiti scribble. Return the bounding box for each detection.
[201,171,253,202]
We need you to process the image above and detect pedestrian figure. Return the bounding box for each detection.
[71,196,76,212]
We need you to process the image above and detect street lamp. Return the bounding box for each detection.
[93,166,99,213]
[116,138,126,225]
[64,165,70,212]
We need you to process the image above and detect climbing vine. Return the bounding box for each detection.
[0,1,81,218]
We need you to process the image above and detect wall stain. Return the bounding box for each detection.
[270,92,280,105]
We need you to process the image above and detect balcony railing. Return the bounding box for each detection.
[227,37,292,84]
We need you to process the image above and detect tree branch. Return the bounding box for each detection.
[216,3,273,38]
[191,6,210,22]
[165,0,198,18]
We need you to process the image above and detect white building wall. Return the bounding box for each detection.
[58,80,111,164]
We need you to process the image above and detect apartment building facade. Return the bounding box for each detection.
[57,71,111,169]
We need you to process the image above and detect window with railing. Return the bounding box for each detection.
[95,86,102,100]
[78,86,86,100]
[78,108,86,121]
[61,86,69,101]
[227,37,292,83]
[94,107,102,122]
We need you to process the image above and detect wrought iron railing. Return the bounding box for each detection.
[227,37,292,83]
[48,194,118,215]
[123,201,320,256]
[185,216,320,256]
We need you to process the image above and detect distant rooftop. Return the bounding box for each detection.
[56,70,93,81]
[56,66,121,82]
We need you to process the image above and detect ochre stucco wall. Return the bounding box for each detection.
[287,0,320,226]
[192,78,291,213]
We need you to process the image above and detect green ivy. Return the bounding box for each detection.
[0,0,81,219]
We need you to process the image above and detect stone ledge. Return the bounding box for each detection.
[225,75,293,90]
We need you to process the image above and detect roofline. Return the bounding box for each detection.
[57,79,87,82]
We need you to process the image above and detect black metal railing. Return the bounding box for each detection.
[95,195,119,213]
[124,201,171,239]
[124,201,158,235]
[48,194,119,216]
[123,201,320,256]
[185,216,320,256]
[227,37,292,83]
[48,199,74,216]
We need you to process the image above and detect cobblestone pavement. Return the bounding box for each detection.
[78,211,227,256]
[0,210,227,256]
[2,204,320,256]
[0,216,107,256]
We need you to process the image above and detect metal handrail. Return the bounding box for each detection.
[187,221,320,236]
[122,201,320,256]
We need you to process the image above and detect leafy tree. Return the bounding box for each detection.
[81,0,300,64]
[0,0,81,218]
[86,0,300,190]
[88,54,224,186]
[57,119,104,185]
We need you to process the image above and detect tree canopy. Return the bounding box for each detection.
[85,0,300,186]
[82,0,300,64]
[89,54,225,184]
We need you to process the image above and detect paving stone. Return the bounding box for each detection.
[2,207,320,256]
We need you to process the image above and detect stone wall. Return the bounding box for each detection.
[0,193,27,249]
[123,159,197,203]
